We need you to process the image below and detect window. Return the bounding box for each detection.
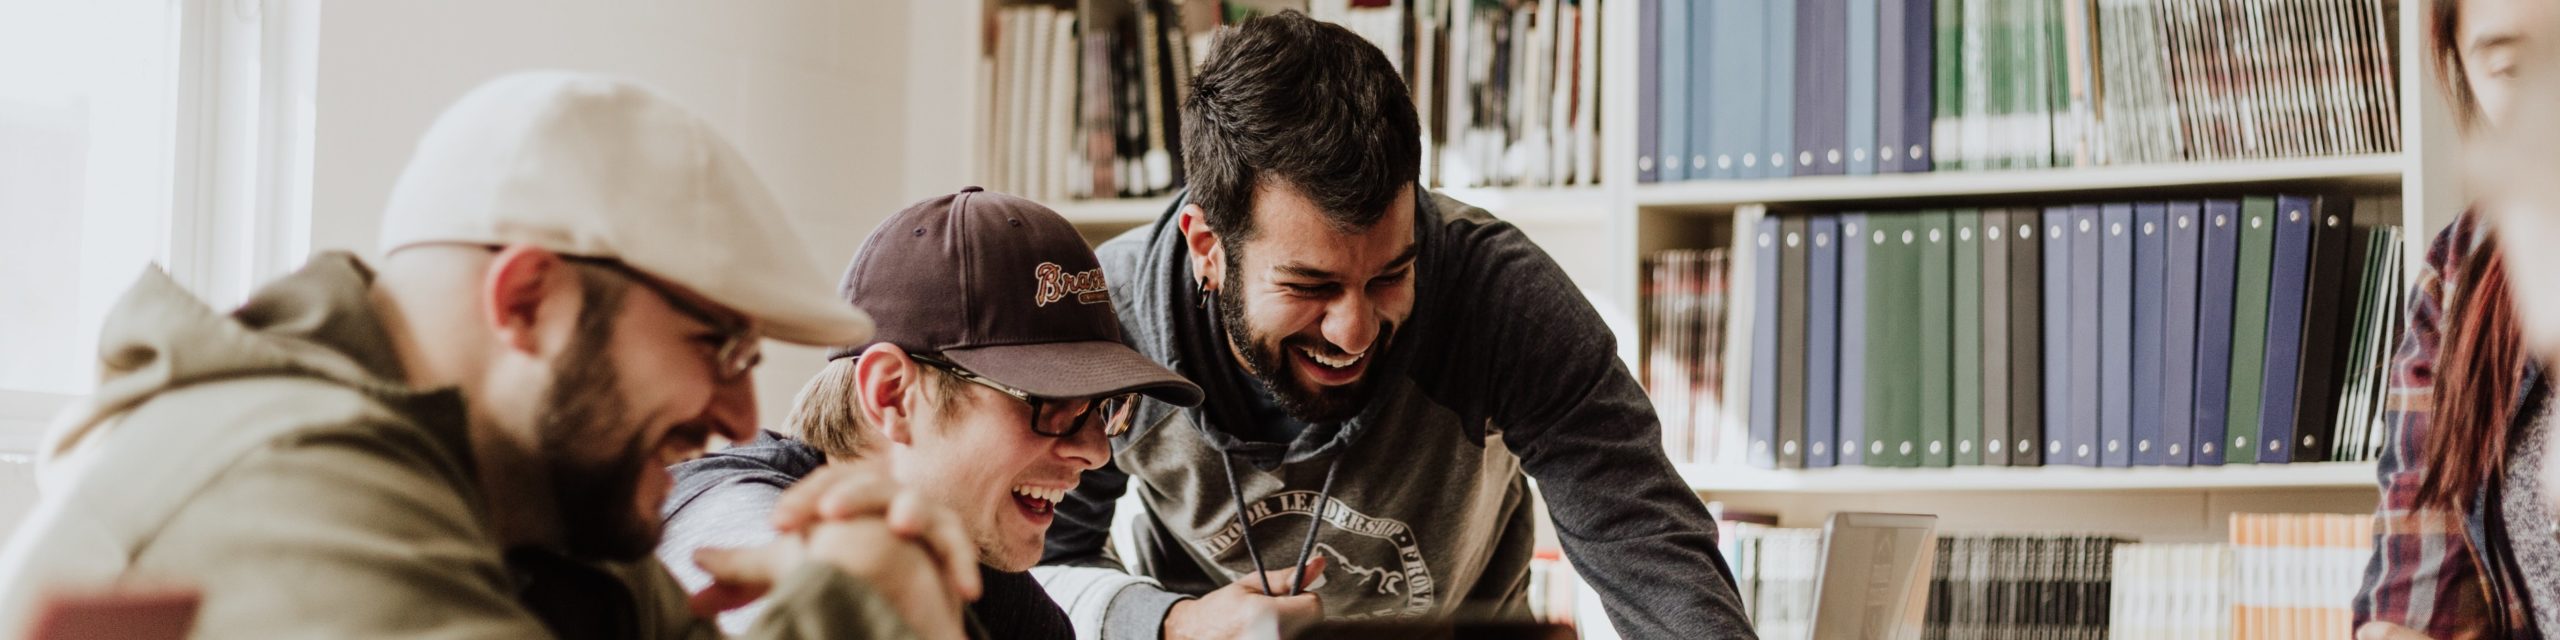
[0,2,184,396]
[0,0,314,440]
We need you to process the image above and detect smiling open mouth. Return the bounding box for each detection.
[1011,485,1063,518]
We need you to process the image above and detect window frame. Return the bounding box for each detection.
[0,0,317,452]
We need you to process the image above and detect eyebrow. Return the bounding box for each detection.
[2470,32,2524,56]
[1275,243,1422,280]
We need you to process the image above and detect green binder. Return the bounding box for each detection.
[1952,209,1985,465]
[1920,210,1956,467]
[1867,214,1924,467]
[2223,196,2278,465]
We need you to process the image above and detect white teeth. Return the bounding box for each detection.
[1299,346,1363,368]
[1013,485,1069,503]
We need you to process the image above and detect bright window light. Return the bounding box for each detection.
[0,1,182,394]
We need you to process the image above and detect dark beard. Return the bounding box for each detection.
[537,280,658,562]
[1217,256,1391,424]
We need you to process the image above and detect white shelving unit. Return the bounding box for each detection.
[1678,461,2374,493]
[1633,154,2408,210]
[908,0,2455,546]
[1049,196,1172,226]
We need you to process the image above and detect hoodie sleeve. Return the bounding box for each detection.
[138,414,917,640]
[1427,203,1759,639]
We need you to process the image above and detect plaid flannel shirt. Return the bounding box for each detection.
[2353,212,2530,639]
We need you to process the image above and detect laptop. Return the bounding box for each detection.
[1807,512,1940,640]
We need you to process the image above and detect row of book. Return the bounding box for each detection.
[2111,514,2374,640]
[983,0,1202,203]
[1645,249,1733,464]
[1641,195,2411,469]
[1436,0,1605,188]
[1632,0,2401,184]
[1925,534,2131,640]
[1709,512,2370,639]
[981,0,1608,202]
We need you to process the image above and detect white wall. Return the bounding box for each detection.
[308,0,919,423]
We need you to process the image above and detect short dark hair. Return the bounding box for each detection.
[1181,10,1421,244]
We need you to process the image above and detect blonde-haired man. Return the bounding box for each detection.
[659,188,1213,638]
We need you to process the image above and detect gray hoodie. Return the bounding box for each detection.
[1034,190,1756,638]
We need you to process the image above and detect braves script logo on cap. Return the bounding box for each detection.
[1034,262,1110,307]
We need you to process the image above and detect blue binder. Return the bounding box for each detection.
[1898,0,1933,172]
[1765,0,1797,179]
[1749,215,1782,467]
[1877,0,1907,175]
[1838,213,1872,465]
[2068,204,2103,466]
[1797,0,1847,176]
[1808,216,1842,467]
[2191,200,2244,465]
[2161,201,2205,466]
[1695,0,1727,180]
[1847,0,1879,175]
[2100,203,2135,467]
[1636,0,1662,184]
[2255,195,2319,464]
[2042,207,2073,464]
[1659,0,1691,182]
[2131,203,2170,466]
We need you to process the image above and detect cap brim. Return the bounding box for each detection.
[942,341,1203,407]
[760,303,876,348]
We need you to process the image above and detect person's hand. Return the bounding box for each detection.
[1163,556,1328,640]
[767,461,982,600]
[2355,622,2436,640]
[691,520,968,640]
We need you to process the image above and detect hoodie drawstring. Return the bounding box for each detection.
[1217,451,1343,596]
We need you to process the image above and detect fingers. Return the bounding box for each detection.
[688,546,783,618]
[686,582,765,618]
[1267,593,1324,637]
[1238,555,1328,595]
[1286,555,1327,594]
[890,492,983,601]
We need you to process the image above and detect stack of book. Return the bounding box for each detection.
[1718,519,1824,639]
[984,0,1202,203]
[1632,0,2401,183]
[1642,249,1733,465]
[1437,0,1604,188]
[1927,534,2131,639]
[2106,543,2231,640]
[2108,513,2372,639]
[1641,195,2410,469]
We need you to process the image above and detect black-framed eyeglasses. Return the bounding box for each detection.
[909,354,1134,439]
[555,255,764,382]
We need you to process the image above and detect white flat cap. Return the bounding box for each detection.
[377,70,870,346]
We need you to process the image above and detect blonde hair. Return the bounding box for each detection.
[786,354,961,460]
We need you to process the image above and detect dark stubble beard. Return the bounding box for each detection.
[1217,254,1392,424]
[537,274,658,561]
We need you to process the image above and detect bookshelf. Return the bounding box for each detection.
[1676,460,2374,493]
[909,0,2451,631]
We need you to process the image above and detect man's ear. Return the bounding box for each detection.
[1177,203,1225,290]
[853,343,922,446]
[481,245,578,357]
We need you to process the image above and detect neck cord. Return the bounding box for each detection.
[1217,451,1344,596]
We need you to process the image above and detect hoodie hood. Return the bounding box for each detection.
[45,253,428,462]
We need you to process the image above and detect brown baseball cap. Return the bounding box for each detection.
[830,187,1201,407]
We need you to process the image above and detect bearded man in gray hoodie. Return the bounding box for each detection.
[1030,11,1756,640]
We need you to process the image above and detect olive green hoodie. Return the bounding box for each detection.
[0,253,914,639]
